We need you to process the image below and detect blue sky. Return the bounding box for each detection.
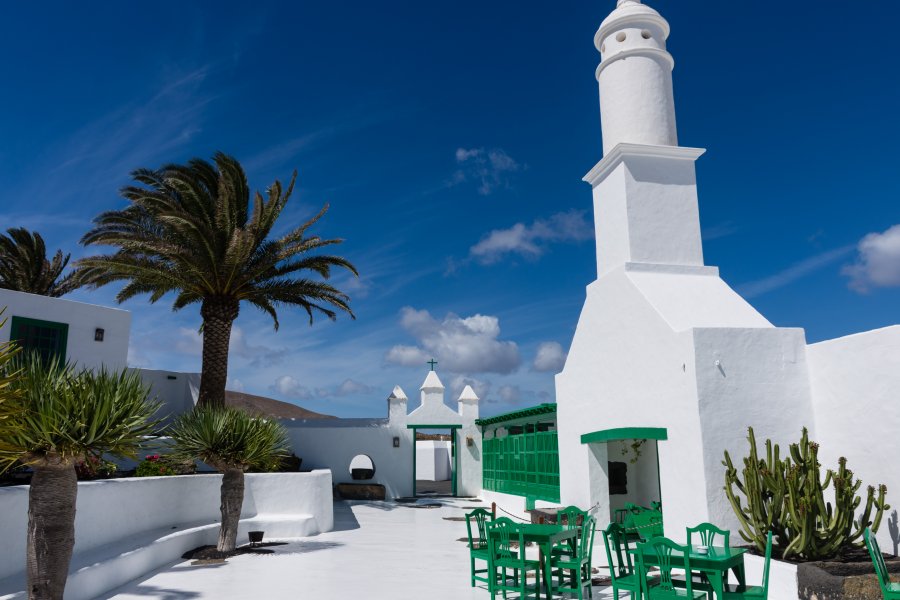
[1,1,898,418]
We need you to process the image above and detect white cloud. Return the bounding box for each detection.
[532,342,567,373]
[842,225,900,293]
[384,307,520,374]
[384,345,430,367]
[272,376,374,401]
[271,375,313,400]
[496,385,522,403]
[227,378,245,393]
[451,147,521,195]
[469,210,592,265]
[450,375,492,403]
[737,245,854,299]
[333,379,374,396]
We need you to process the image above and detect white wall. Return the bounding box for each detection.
[556,267,709,538]
[284,419,413,499]
[0,289,130,371]
[0,471,333,581]
[134,368,199,425]
[415,440,451,481]
[808,325,900,552]
[693,326,816,536]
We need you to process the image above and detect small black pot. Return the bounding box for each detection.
[248,531,265,547]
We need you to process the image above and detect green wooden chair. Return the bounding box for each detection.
[553,505,588,559]
[488,517,542,600]
[636,536,706,600]
[686,523,730,550]
[551,514,597,600]
[864,528,900,600]
[603,521,658,600]
[675,523,732,598]
[722,530,773,599]
[466,508,494,588]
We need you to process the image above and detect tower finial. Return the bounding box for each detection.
[617,0,641,6]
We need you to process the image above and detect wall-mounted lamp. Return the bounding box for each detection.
[392,436,400,448]
[466,436,474,447]
[94,328,105,342]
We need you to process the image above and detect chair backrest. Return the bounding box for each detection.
[488,517,520,562]
[761,530,773,598]
[466,508,493,551]
[559,505,587,529]
[637,536,693,595]
[577,515,597,561]
[602,522,636,580]
[865,527,891,593]
[686,522,731,549]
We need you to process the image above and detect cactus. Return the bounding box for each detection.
[723,427,889,561]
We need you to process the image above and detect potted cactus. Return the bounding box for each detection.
[724,427,895,599]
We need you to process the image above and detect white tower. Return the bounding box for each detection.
[596,0,677,154]
[556,0,814,535]
[586,0,706,277]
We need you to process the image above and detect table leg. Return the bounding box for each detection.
[542,542,551,599]
[732,561,747,589]
[709,571,724,600]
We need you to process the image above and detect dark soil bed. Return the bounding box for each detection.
[181,542,288,561]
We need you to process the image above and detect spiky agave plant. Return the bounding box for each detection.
[168,407,289,553]
[0,355,160,600]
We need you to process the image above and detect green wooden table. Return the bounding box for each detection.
[516,523,579,597]
[631,545,747,600]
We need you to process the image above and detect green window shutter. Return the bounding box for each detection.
[10,316,69,365]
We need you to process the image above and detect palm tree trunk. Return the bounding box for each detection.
[27,463,77,600]
[198,298,239,408]
[217,467,245,553]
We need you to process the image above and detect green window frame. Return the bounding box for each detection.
[10,316,69,365]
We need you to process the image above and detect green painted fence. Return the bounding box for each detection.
[482,430,560,502]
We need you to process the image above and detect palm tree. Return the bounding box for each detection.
[75,152,358,408]
[0,228,79,297]
[168,406,289,553]
[0,355,160,600]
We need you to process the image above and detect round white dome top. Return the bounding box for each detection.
[596,0,669,51]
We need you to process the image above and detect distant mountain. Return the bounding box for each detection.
[224,390,336,420]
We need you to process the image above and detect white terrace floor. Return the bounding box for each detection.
[100,498,615,600]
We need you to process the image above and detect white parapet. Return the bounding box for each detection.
[0,471,334,600]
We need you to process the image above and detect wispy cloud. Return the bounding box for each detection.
[449,147,522,195]
[702,221,738,241]
[737,245,855,299]
[467,210,593,265]
[842,224,900,293]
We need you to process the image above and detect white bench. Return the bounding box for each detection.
[0,471,333,600]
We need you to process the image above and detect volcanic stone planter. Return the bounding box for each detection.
[797,551,900,600]
[744,548,900,600]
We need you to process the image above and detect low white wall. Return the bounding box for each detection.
[807,325,900,553]
[135,368,199,426]
[415,440,451,481]
[284,419,413,499]
[0,471,333,582]
[744,553,799,600]
[0,289,130,372]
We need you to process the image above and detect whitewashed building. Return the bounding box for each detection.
[550,0,900,550]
